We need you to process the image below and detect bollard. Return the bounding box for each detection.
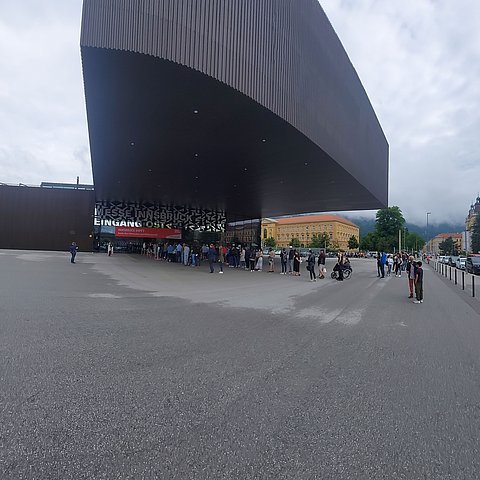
[462,271,465,290]
[473,275,475,298]
[449,266,452,281]
[455,268,457,285]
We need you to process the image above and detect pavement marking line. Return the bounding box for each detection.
[88,293,123,298]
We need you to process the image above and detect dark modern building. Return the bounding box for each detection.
[1,1,388,251]
[81,0,388,227]
[0,183,95,251]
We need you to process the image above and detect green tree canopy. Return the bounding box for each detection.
[438,237,457,255]
[310,232,330,248]
[374,206,405,252]
[290,237,301,248]
[264,237,276,248]
[347,235,359,250]
[471,215,480,254]
[405,232,425,253]
[359,232,377,251]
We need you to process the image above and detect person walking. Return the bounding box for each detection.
[307,250,316,281]
[413,261,424,303]
[69,242,78,264]
[317,250,326,279]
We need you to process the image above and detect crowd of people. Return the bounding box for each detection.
[126,242,340,280]
[375,252,424,303]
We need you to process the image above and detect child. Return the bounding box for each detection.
[413,261,423,304]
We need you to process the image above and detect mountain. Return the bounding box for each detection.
[344,216,464,240]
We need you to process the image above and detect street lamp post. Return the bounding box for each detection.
[426,212,431,254]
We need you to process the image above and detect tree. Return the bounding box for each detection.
[374,206,405,251]
[290,237,301,248]
[359,232,377,251]
[438,237,456,255]
[310,232,330,248]
[347,235,359,250]
[471,215,480,254]
[264,237,276,248]
[405,232,425,253]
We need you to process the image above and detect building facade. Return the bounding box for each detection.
[428,233,463,255]
[0,183,95,251]
[261,215,359,251]
[81,0,389,222]
[465,196,480,253]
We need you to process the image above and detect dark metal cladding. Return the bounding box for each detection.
[80,0,388,218]
[0,185,95,251]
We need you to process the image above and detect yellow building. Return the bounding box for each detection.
[428,233,463,255]
[262,214,359,251]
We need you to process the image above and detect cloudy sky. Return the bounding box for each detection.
[0,1,479,226]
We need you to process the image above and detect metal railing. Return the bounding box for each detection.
[431,260,477,298]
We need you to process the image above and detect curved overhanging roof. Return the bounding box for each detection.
[81,0,388,220]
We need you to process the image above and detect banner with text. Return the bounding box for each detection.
[115,227,182,239]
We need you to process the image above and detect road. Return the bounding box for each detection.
[1,250,480,479]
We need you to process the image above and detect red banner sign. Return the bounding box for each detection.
[115,226,182,239]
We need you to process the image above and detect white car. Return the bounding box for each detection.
[456,257,467,270]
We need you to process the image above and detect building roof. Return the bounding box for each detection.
[264,214,358,228]
[435,233,462,239]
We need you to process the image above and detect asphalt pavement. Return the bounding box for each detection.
[1,250,480,479]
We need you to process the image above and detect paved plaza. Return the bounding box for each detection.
[1,250,480,479]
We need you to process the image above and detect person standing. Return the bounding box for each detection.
[183,244,190,266]
[413,261,424,303]
[406,256,416,299]
[280,248,288,274]
[268,248,275,272]
[317,250,326,279]
[175,243,182,263]
[207,243,217,273]
[249,248,257,272]
[293,249,301,276]
[218,244,225,273]
[255,249,263,271]
[288,247,294,274]
[387,255,393,276]
[307,250,316,281]
[380,252,387,278]
[69,242,78,264]
[240,247,246,269]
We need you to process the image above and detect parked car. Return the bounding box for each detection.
[447,256,459,267]
[465,256,480,275]
[455,257,467,270]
